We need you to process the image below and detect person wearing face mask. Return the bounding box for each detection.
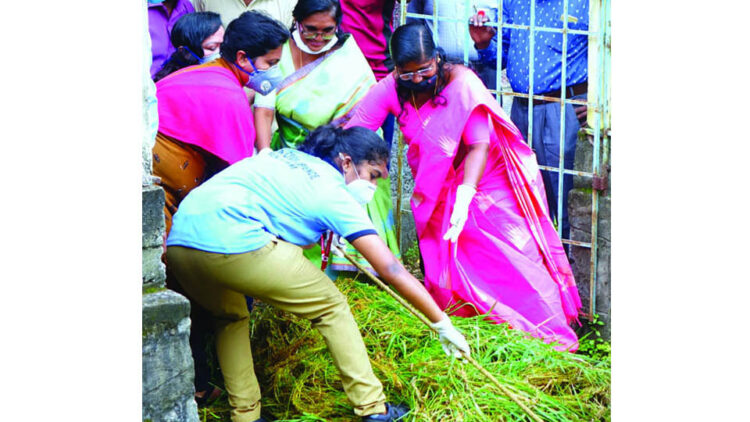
[253,0,400,277]
[346,22,583,352]
[151,10,289,407]
[153,12,225,82]
[151,12,227,407]
[252,0,373,151]
[152,10,288,234]
[166,124,470,422]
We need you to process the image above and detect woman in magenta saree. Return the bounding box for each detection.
[345,23,582,351]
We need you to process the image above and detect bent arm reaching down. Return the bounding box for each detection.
[350,234,471,357]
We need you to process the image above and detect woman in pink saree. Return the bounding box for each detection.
[345,23,582,351]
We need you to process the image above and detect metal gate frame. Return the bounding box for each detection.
[394,0,611,318]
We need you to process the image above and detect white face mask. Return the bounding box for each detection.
[347,179,376,205]
[340,153,376,205]
[200,52,220,63]
[292,28,338,55]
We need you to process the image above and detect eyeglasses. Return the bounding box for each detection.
[397,64,436,81]
[298,22,337,40]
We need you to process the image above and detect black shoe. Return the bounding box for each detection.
[362,403,410,421]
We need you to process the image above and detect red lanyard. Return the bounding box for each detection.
[320,231,334,270]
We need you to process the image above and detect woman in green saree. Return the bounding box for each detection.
[254,0,400,276]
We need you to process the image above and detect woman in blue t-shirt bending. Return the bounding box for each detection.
[165,124,470,422]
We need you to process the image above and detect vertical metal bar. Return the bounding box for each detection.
[601,0,611,167]
[497,0,505,105]
[397,0,407,250]
[395,131,404,251]
[557,0,570,239]
[526,1,536,148]
[587,0,607,317]
[432,0,439,45]
[594,0,611,316]
[588,0,601,317]
[462,1,470,65]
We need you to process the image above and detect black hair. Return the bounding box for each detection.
[171,12,222,56]
[220,11,290,63]
[153,12,223,82]
[291,0,348,49]
[300,124,390,170]
[389,22,451,121]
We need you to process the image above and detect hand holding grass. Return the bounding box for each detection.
[430,312,471,358]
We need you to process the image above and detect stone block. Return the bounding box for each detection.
[143,246,166,289]
[573,132,595,189]
[568,189,611,339]
[143,185,166,249]
[142,290,199,422]
[143,185,166,289]
[398,208,419,253]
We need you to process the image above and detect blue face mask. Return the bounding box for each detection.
[147,0,164,4]
[396,74,438,92]
[234,58,283,95]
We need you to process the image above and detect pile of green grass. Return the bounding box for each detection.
[202,276,610,421]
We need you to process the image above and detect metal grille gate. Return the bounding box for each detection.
[393,0,611,319]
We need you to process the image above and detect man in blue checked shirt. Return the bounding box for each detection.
[469,0,588,244]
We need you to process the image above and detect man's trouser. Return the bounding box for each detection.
[166,240,387,422]
[510,93,586,242]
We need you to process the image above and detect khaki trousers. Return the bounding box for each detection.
[166,240,386,422]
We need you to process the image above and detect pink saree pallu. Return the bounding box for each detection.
[406,69,582,351]
[156,64,256,165]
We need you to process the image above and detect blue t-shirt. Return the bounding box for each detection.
[167,148,378,254]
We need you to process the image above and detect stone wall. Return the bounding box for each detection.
[142,186,199,422]
[569,133,611,339]
[141,1,198,417]
[143,289,198,422]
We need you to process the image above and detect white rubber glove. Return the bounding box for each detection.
[257,147,272,157]
[430,313,471,358]
[442,184,476,243]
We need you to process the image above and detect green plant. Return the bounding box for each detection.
[401,241,422,277]
[576,314,611,362]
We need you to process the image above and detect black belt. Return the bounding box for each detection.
[515,82,587,106]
